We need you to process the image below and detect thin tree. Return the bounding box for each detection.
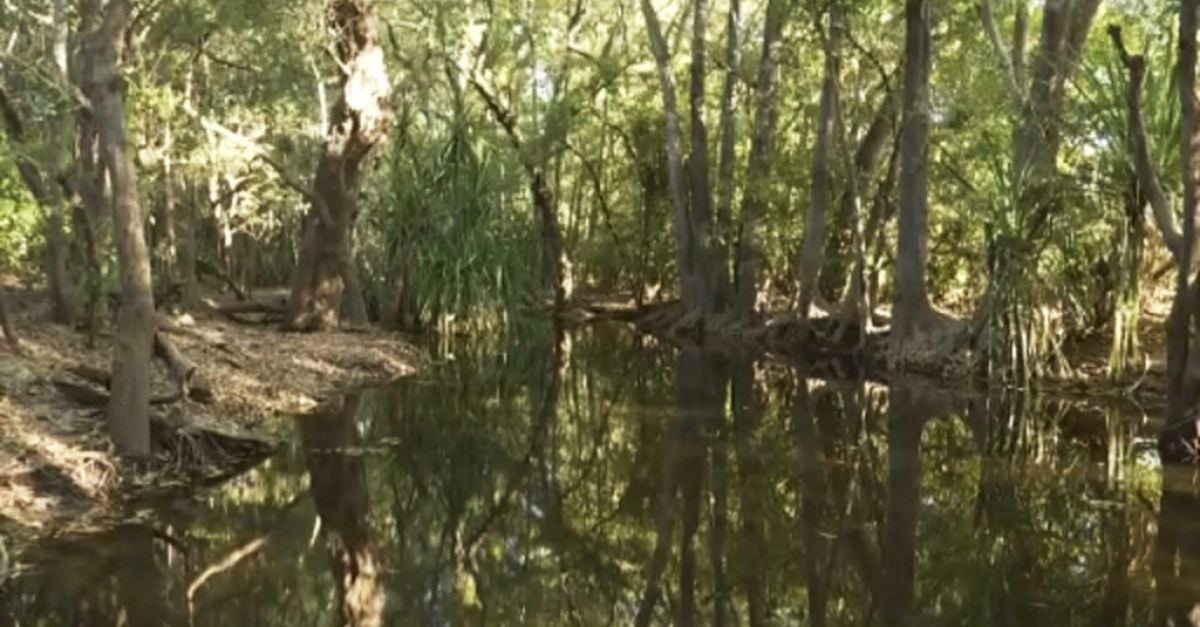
[734,0,789,319]
[640,0,712,314]
[892,0,934,342]
[82,0,155,456]
[713,0,741,310]
[284,0,391,331]
[798,3,842,320]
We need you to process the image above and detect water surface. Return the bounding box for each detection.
[0,323,1187,626]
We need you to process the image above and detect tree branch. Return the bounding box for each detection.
[977,0,1024,106]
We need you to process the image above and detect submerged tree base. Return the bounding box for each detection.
[582,295,1170,409]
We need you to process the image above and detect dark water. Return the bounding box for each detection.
[0,324,1191,626]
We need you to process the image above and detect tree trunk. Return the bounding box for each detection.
[284,0,391,331]
[733,0,788,319]
[178,177,200,307]
[466,70,568,312]
[84,0,155,457]
[688,0,718,315]
[820,88,897,304]
[892,0,934,342]
[0,287,18,351]
[0,88,77,326]
[1169,0,1200,421]
[639,0,706,313]
[798,5,842,319]
[155,122,178,288]
[713,0,741,311]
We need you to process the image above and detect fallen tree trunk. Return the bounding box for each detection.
[155,332,214,403]
[53,376,181,407]
[64,332,215,405]
[205,299,285,324]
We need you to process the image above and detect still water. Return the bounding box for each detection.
[0,323,1190,626]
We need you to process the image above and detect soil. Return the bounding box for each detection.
[0,283,425,573]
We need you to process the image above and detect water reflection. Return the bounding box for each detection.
[0,324,1178,625]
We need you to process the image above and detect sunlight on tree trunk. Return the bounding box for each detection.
[285,0,391,332]
[84,0,155,457]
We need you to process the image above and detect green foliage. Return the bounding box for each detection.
[0,142,42,275]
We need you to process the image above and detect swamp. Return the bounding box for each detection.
[1,0,1200,624]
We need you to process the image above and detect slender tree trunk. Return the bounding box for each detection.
[84,0,155,457]
[177,176,200,307]
[0,90,76,326]
[689,0,718,315]
[1169,0,1199,421]
[892,0,934,342]
[284,0,391,331]
[734,0,788,319]
[639,0,704,312]
[798,5,842,319]
[466,72,568,311]
[714,0,741,311]
[0,287,18,351]
[156,122,177,288]
[820,89,897,304]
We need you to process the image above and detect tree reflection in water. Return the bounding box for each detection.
[0,324,1188,626]
[298,393,386,627]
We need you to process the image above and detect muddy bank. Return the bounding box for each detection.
[0,286,425,570]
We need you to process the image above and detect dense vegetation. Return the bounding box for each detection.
[0,0,1197,455]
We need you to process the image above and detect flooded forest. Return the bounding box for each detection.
[1,0,1199,625]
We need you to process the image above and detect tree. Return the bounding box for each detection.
[734,0,790,319]
[80,0,155,457]
[640,0,717,315]
[284,0,391,331]
[892,0,934,342]
[797,3,842,320]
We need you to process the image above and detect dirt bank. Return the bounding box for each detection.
[0,285,425,569]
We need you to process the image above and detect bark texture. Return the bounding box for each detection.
[285,0,391,331]
[83,0,156,457]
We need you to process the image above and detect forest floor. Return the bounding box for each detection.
[0,282,425,568]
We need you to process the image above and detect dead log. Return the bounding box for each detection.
[67,363,112,387]
[155,333,214,403]
[205,299,285,325]
[196,257,248,301]
[53,376,183,407]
